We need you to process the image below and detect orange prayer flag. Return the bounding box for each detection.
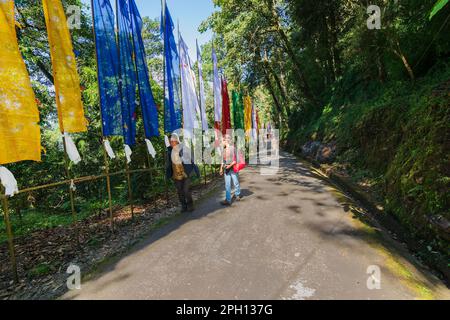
[42,0,87,133]
[0,0,41,165]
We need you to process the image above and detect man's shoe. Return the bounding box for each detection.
[235,196,242,202]
[220,200,231,206]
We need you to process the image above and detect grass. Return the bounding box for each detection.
[27,263,54,278]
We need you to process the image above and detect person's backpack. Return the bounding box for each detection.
[233,148,246,173]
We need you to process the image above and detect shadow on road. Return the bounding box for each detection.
[64,151,447,299]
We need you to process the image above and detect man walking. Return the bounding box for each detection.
[166,134,200,212]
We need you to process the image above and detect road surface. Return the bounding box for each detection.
[63,152,449,300]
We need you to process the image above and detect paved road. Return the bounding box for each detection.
[64,152,449,300]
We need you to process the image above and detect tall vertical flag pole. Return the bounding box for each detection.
[115,0,134,219]
[43,0,81,243]
[90,0,115,232]
[61,135,79,243]
[128,1,154,208]
[196,39,208,186]
[212,38,219,176]
[162,0,169,206]
[177,19,184,126]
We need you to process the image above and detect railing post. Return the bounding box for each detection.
[1,188,18,284]
[125,160,134,220]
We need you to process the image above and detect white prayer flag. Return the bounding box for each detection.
[0,167,19,197]
[164,135,171,148]
[63,133,81,165]
[197,41,209,131]
[179,35,201,133]
[212,46,222,123]
[145,139,156,159]
[251,102,258,142]
[124,144,132,164]
[103,139,116,160]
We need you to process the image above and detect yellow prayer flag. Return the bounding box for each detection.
[0,0,41,165]
[42,0,87,133]
[244,96,253,139]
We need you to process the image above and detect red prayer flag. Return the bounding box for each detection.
[221,77,232,136]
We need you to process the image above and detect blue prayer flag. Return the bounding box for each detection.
[117,0,137,146]
[129,0,160,138]
[92,0,122,137]
[161,2,182,134]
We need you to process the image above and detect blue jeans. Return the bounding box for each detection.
[224,171,241,202]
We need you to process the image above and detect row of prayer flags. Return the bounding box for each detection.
[1,0,260,169]
[1,0,87,166]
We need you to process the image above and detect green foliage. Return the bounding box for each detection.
[288,66,450,256]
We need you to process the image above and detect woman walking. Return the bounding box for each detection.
[220,135,241,206]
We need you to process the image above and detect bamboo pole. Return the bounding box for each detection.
[45,0,80,243]
[125,160,134,220]
[90,0,115,231]
[103,145,115,231]
[146,152,154,202]
[211,39,220,179]
[162,0,170,207]
[17,168,151,195]
[128,12,156,218]
[61,136,79,244]
[1,187,18,283]
[115,0,135,218]
[195,39,208,188]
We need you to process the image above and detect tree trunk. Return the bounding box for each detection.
[263,68,285,130]
[328,4,342,78]
[265,60,290,117]
[277,27,318,105]
[265,0,318,106]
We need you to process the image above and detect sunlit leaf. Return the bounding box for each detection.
[429,0,449,20]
